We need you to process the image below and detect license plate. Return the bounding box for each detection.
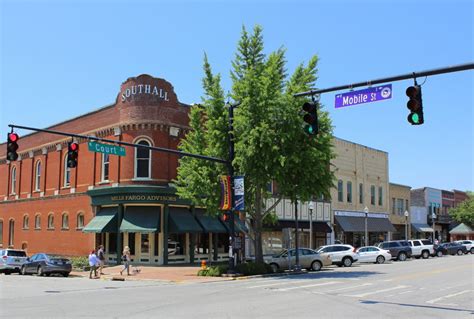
[14,259,20,262]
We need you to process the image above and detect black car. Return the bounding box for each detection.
[20,253,72,277]
[433,242,467,257]
[377,241,412,261]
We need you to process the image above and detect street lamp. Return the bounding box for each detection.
[309,202,314,249]
[404,210,409,240]
[432,211,437,243]
[364,206,369,247]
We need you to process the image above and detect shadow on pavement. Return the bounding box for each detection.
[269,269,382,280]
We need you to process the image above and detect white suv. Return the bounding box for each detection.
[408,239,434,259]
[0,249,28,274]
[455,240,474,254]
[316,244,359,267]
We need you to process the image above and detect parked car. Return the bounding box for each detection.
[0,249,28,274]
[454,240,474,254]
[433,242,467,257]
[408,239,434,259]
[315,244,359,267]
[377,241,412,261]
[356,246,392,264]
[265,248,332,273]
[20,253,72,277]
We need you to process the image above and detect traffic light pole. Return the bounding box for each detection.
[293,62,474,97]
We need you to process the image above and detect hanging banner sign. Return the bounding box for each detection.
[233,176,245,211]
[219,175,231,210]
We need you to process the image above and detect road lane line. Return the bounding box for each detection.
[345,285,409,298]
[247,281,296,289]
[426,290,472,304]
[275,281,340,292]
[325,283,373,292]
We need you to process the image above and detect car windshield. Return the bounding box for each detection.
[7,250,27,257]
[273,249,288,257]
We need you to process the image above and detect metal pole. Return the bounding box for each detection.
[227,102,236,274]
[309,206,313,250]
[294,62,474,97]
[405,216,408,240]
[365,213,368,247]
[294,200,300,270]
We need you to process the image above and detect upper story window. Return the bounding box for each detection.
[378,186,383,206]
[35,214,41,229]
[62,213,69,229]
[337,180,343,202]
[135,139,151,179]
[64,155,71,187]
[101,153,110,182]
[77,213,84,229]
[346,181,352,203]
[370,185,375,205]
[359,183,364,204]
[0,220,3,246]
[23,215,29,229]
[34,161,41,191]
[8,219,14,247]
[11,166,17,194]
[47,214,54,229]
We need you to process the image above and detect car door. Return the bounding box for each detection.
[300,249,313,268]
[357,247,369,262]
[366,247,379,262]
[26,254,38,273]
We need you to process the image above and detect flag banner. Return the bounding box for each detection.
[219,175,231,210]
[234,175,245,211]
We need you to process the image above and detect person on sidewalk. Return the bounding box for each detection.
[88,249,100,279]
[97,245,105,275]
[120,246,131,276]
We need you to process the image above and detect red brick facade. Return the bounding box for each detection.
[0,75,190,256]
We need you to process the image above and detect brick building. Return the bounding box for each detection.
[0,74,235,265]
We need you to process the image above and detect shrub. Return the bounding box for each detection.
[197,264,229,277]
[235,262,272,276]
[70,256,89,270]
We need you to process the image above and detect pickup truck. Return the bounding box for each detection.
[407,239,434,259]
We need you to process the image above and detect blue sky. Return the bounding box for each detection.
[1,0,472,191]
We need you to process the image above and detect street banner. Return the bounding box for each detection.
[335,84,392,108]
[233,175,245,211]
[219,175,231,210]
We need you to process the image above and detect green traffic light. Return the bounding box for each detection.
[304,125,316,135]
[411,113,419,124]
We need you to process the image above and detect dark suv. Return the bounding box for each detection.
[377,241,412,261]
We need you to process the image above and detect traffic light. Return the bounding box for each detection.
[406,85,424,125]
[222,212,230,222]
[67,142,79,168]
[6,132,19,161]
[302,102,318,135]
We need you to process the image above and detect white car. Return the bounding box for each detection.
[316,244,359,267]
[455,240,474,254]
[356,246,392,264]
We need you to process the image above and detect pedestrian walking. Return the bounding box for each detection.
[88,249,100,279]
[120,246,131,276]
[97,245,105,275]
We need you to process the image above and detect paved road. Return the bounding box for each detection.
[1,254,473,318]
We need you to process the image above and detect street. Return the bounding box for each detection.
[1,254,472,318]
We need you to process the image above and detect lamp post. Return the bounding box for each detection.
[364,206,369,247]
[404,210,409,240]
[432,211,437,243]
[309,202,314,249]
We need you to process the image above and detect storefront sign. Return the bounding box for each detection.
[219,176,231,210]
[110,195,178,202]
[121,84,169,102]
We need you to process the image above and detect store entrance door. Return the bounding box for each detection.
[139,233,151,263]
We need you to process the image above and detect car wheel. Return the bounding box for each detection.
[422,251,429,259]
[63,272,69,277]
[4,271,11,275]
[311,261,322,271]
[457,249,463,255]
[21,266,27,276]
[470,248,474,254]
[270,263,279,273]
[376,255,385,264]
[342,257,353,267]
[398,252,407,261]
[37,266,44,276]
[436,251,443,257]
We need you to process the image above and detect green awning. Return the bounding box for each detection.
[82,207,117,233]
[195,210,227,233]
[223,218,248,234]
[120,206,161,233]
[169,208,204,233]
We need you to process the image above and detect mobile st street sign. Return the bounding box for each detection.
[335,84,392,108]
[88,141,126,156]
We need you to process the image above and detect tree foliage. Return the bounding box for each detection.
[175,25,336,263]
[449,192,474,227]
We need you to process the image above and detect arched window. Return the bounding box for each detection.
[47,213,54,229]
[371,185,376,205]
[347,181,352,203]
[135,139,151,178]
[8,219,14,247]
[337,180,343,202]
[35,214,41,229]
[11,166,17,194]
[77,213,84,229]
[23,215,29,229]
[101,153,110,182]
[34,161,41,191]
[359,183,364,204]
[64,155,71,187]
[62,213,69,229]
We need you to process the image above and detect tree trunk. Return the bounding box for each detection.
[253,187,264,264]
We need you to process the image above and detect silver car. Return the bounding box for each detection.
[266,248,332,273]
[0,249,29,274]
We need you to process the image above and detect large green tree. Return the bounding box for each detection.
[175,25,335,264]
[449,192,474,227]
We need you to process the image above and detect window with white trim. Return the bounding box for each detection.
[135,139,151,178]
[35,215,41,229]
[8,219,14,247]
[34,161,41,191]
[64,155,71,187]
[62,213,69,229]
[101,153,110,182]
[11,166,17,194]
[77,213,84,229]
[23,215,29,229]
[47,214,54,229]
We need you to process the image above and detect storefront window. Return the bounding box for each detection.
[168,234,185,255]
[216,233,230,254]
[154,233,160,256]
[128,233,136,255]
[195,233,209,255]
[108,233,123,254]
[141,233,149,254]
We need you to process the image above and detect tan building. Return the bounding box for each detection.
[389,183,411,240]
[330,138,394,247]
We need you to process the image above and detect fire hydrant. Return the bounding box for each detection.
[201,260,207,270]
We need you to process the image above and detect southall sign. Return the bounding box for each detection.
[121,84,169,102]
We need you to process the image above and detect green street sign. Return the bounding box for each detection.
[88,141,126,157]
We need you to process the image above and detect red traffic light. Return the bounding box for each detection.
[222,213,230,222]
[69,142,78,151]
[8,132,19,143]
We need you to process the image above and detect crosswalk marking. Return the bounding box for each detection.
[247,281,293,289]
[426,290,471,304]
[275,281,340,292]
[325,283,373,292]
[344,285,409,298]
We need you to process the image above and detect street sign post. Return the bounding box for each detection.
[88,141,126,156]
[335,84,392,108]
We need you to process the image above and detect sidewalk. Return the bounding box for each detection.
[71,265,233,283]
